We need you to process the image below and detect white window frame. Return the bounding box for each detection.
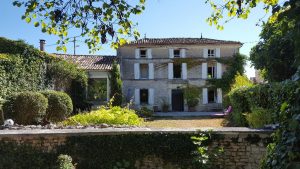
[207,65,216,79]
[139,63,149,79]
[140,49,147,58]
[140,88,149,104]
[173,49,181,58]
[208,49,215,57]
[173,63,182,79]
[208,89,217,103]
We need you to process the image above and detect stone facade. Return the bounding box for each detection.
[118,38,242,111]
[0,128,271,169]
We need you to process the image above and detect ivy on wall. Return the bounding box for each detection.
[0,37,88,113]
[207,53,247,93]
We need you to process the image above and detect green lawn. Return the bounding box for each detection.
[142,117,225,128]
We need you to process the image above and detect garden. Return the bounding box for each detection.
[1,0,300,168]
[0,37,142,129]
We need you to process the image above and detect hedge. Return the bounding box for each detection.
[225,80,299,127]
[0,37,89,113]
[41,91,73,122]
[3,91,48,125]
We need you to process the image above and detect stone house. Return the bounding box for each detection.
[118,38,242,112]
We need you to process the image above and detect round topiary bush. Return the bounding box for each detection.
[41,91,73,122]
[3,91,48,125]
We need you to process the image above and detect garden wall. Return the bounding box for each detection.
[0,128,272,169]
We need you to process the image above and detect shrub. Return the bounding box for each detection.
[0,106,3,124]
[184,85,200,108]
[3,91,48,125]
[226,80,299,127]
[227,87,250,126]
[137,106,153,117]
[41,91,73,122]
[62,106,142,126]
[246,107,273,128]
[109,60,122,106]
[0,37,88,114]
[0,98,4,124]
[56,154,75,169]
[47,59,89,113]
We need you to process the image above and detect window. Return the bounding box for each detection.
[208,49,215,57]
[140,89,149,104]
[87,78,107,101]
[140,49,147,58]
[173,64,182,78]
[140,64,149,79]
[207,65,216,79]
[208,89,217,103]
[174,49,180,58]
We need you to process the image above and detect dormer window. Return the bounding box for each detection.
[140,50,147,58]
[208,49,215,57]
[174,50,180,58]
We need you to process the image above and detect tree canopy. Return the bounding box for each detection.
[249,0,300,82]
[13,0,145,52]
[14,0,298,52]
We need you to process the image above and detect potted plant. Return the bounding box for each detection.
[184,85,200,112]
[160,98,169,112]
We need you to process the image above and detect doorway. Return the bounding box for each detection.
[172,89,184,111]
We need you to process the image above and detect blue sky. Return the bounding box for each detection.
[0,0,271,77]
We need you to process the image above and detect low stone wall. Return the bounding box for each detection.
[0,128,272,169]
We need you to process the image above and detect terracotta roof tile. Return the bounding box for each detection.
[54,54,117,71]
[124,38,242,46]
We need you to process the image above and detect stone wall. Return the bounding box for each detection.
[0,128,272,169]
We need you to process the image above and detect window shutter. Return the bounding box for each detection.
[202,88,208,104]
[216,48,220,58]
[202,63,207,79]
[149,88,154,105]
[216,62,222,79]
[134,89,140,105]
[147,49,152,59]
[168,63,173,79]
[217,88,222,103]
[203,48,208,58]
[135,49,140,59]
[181,49,186,58]
[182,63,187,79]
[149,63,154,79]
[134,63,140,79]
[169,48,174,58]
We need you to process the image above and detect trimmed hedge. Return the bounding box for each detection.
[225,81,299,127]
[0,37,89,113]
[3,91,48,125]
[41,91,73,122]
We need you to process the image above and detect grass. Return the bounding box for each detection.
[142,117,224,128]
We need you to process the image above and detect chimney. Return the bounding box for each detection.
[39,39,46,51]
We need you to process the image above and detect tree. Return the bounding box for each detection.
[230,73,253,90]
[249,1,299,82]
[109,60,122,106]
[205,0,289,30]
[13,0,145,52]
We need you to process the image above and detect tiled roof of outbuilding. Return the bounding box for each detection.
[54,53,117,71]
[124,38,242,46]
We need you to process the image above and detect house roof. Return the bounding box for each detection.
[124,38,242,46]
[54,53,117,71]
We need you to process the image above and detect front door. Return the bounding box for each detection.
[172,89,184,111]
